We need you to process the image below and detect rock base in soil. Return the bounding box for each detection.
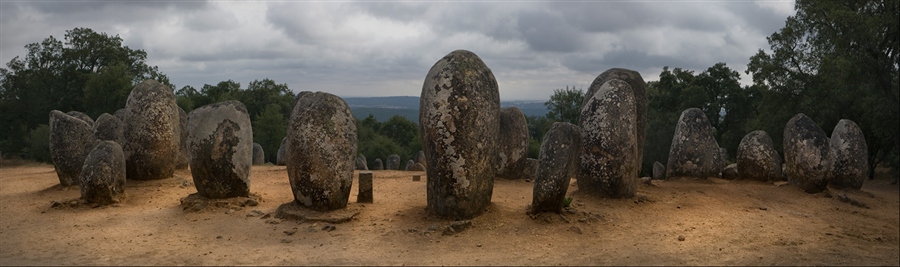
[274,201,360,223]
[180,193,261,212]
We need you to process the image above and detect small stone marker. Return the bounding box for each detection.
[358,172,373,203]
[412,175,421,181]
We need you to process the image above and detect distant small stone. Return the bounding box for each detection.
[678,235,686,241]
[569,226,583,234]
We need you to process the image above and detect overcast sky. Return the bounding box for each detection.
[0,0,795,100]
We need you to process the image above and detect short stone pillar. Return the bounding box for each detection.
[358,172,373,203]
[412,175,421,181]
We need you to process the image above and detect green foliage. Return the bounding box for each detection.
[525,115,553,158]
[252,104,287,164]
[747,0,899,174]
[562,197,573,208]
[355,114,421,167]
[545,86,584,125]
[25,124,51,163]
[0,27,171,160]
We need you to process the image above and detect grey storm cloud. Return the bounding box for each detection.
[0,1,794,100]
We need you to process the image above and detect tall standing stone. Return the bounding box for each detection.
[582,68,648,170]
[187,101,253,198]
[252,143,265,165]
[93,113,124,146]
[736,130,783,182]
[828,119,868,189]
[578,79,638,198]
[532,122,581,213]
[123,80,180,180]
[79,141,126,205]
[386,154,401,170]
[373,158,384,170]
[286,92,357,211]
[420,50,499,219]
[49,110,97,186]
[497,107,529,179]
[666,108,722,179]
[404,159,416,171]
[783,113,831,193]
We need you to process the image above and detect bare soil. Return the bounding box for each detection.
[1,164,897,265]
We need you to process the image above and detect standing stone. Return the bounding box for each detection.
[578,79,638,198]
[252,143,265,165]
[497,107,529,179]
[415,150,427,168]
[722,163,739,180]
[404,159,416,171]
[386,154,401,170]
[652,161,665,180]
[113,108,127,122]
[286,91,357,211]
[358,172,373,203]
[276,137,288,166]
[783,113,831,193]
[420,50,499,219]
[524,158,538,181]
[737,130,783,182]
[411,163,426,172]
[187,101,253,198]
[93,113,125,146]
[666,108,722,179]
[175,106,190,169]
[66,111,94,127]
[532,122,581,213]
[79,141,126,205]
[828,119,868,189]
[49,110,97,186]
[356,155,368,170]
[123,80,180,181]
[373,158,384,170]
[582,68,648,170]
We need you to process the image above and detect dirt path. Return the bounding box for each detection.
[1,164,897,265]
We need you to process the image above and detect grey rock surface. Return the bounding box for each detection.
[828,119,868,189]
[79,141,126,205]
[578,79,638,198]
[582,68,648,170]
[187,100,253,198]
[783,113,831,193]
[737,130,783,182]
[497,107,529,179]
[93,113,124,147]
[252,143,265,165]
[666,108,722,179]
[49,110,97,186]
[123,80,180,180]
[532,122,581,213]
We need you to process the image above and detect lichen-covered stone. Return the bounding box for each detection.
[828,119,868,189]
[286,91,357,211]
[252,143,265,165]
[175,106,190,169]
[737,130,783,182]
[666,108,722,179]
[113,108,127,122]
[79,141,126,205]
[123,80,180,180]
[66,111,94,127]
[187,100,253,199]
[356,154,368,170]
[578,79,638,198]
[411,163,426,172]
[404,159,415,171]
[722,163,739,180]
[497,107,529,179]
[532,122,581,213]
[582,68,648,168]
[420,50,499,219]
[652,161,665,180]
[93,113,124,146]
[276,137,288,166]
[415,150,427,169]
[373,158,384,170]
[49,110,97,186]
[386,154,401,170]
[783,113,831,193]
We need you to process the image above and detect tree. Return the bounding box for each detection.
[747,0,900,176]
[252,104,287,163]
[544,86,584,125]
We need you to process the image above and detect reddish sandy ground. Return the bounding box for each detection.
[1,163,897,266]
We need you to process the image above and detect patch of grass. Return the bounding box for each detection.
[562,197,573,208]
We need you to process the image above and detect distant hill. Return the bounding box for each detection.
[343,96,549,122]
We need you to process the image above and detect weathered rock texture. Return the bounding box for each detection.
[114,108,127,122]
[419,50,499,219]
[578,79,638,198]
[404,159,416,171]
[736,130,783,182]
[93,113,124,146]
[175,107,190,169]
[828,119,868,189]
[722,163,739,180]
[67,111,94,127]
[373,158,384,170]
[532,122,581,213]
[386,154,401,170]
[411,163,426,172]
[524,158,538,181]
[276,137,288,166]
[356,155,368,170]
[652,161,665,180]
[252,143,265,165]
[187,101,253,198]
[79,141,126,205]
[666,108,723,179]
[50,110,97,186]
[582,68,648,169]
[123,80,180,180]
[783,113,831,193]
[415,150,427,168]
[497,107,529,179]
[286,91,358,211]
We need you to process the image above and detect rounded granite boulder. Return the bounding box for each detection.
[123,79,180,181]
[50,110,97,186]
[783,113,831,193]
[578,79,639,198]
[187,100,253,198]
